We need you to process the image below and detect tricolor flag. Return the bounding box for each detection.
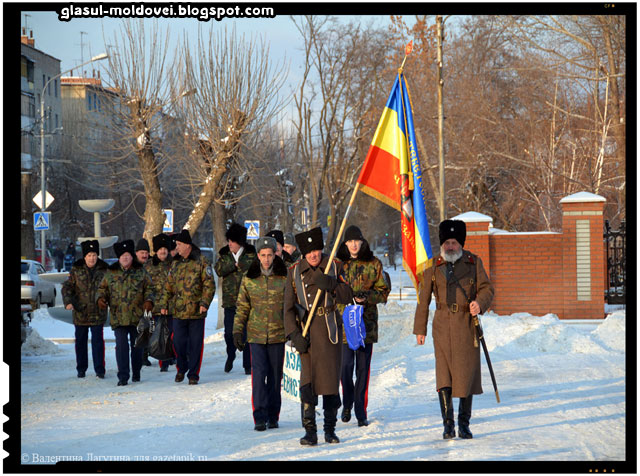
[357,71,433,290]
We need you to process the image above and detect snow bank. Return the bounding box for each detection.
[592,310,625,352]
[21,327,61,356]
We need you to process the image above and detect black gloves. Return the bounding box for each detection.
[312,269,337,291]
[233,333,245,351]
[290,330,310,354]
[354,290,370,303]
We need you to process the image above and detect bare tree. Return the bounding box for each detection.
[291,16,390,244]
[174,24,288,248]
[101,19,180,246]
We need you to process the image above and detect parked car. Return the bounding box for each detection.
[34,248,55,272]
[21,259,57,309]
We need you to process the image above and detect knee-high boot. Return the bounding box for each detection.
[458,395,473,439]
[300,403,318,446]
[438,387,455,439]
[323,407,340,444]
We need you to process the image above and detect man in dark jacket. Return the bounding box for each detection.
[62,240,108,379]
[336,225,390,427]
[97,240,154,386]
[283,233,301,265]
[160,229,216,385]
[265,229,294,267]
[413,219,494,440]
[233,236,287,431]
[284,227,354,446]
[214,223,256,374]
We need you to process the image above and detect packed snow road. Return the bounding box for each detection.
[16,294,626,467]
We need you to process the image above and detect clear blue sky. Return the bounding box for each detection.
[21,11,393,96]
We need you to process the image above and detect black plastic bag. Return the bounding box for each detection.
[135,311,152,349]
[148,315,174,361]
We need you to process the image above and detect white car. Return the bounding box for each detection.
[21,259,57,308]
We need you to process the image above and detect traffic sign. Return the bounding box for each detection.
[32,191,55,209]
[34,212,51,231]
[245,220,260,240]
[162,209,174,233]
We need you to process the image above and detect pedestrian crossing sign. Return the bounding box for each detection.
[245,220,260,240]
[162,209,174,233]
[34,212,51,231]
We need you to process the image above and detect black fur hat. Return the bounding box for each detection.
[114,239,135,258]
[81,239,99,257]
[136,238,150,252]
[344,225,364,242]
[295,227,324,256]
[226,223,247,246]
[266,230,284,246]
[439,220,466,247]
[152,233,171,252]
[175,229,192,245]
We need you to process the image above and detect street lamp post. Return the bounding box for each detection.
[39,53,108,269]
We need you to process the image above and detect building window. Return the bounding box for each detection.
[54,80,58,98]
[55,114,59,129]
[47,76,51,95]
[42,74,45,89]
[87,93,92,111]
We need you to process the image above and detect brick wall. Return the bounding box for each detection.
[453,192,606,319]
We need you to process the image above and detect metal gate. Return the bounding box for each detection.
[604,220,625,304]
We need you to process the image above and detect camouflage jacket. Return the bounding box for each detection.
[160,245,215,320]
[233,256,287,344]
[97,261,154,330]
[144,255,173,315]
[62,258,109,326]
[213,244,256,308]
[336,240,390,343]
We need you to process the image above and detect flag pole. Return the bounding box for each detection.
[399,40,413,72]
[301,40,413,338]
[302,183,360,338]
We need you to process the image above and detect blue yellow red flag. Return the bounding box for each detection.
[356,72,433,289]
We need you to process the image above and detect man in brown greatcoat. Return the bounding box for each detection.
[413,219,494,440]
[284,227,353,446]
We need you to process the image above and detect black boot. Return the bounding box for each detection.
[300,403,318,446]
[458,395,473,439]
[142,349,152,366]
[438,387,455,439]
[323,407,340,444]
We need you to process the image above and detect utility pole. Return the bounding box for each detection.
[436,15,446,221]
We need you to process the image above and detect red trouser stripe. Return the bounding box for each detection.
[171,331,179,373]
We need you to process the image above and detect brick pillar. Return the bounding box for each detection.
[559,192,606,319]
[451,212,493,273]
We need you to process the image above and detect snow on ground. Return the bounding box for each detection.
[16,277,627,466]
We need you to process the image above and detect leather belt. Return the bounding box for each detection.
[436,303,469,313]
[315,305,335,316]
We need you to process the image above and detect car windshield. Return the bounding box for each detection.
[21,263,29,273]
